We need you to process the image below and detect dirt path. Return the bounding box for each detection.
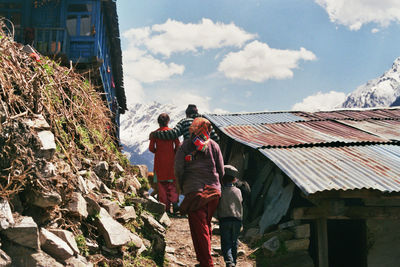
[165,216,256,267]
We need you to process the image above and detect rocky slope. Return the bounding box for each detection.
[0,20,169,267]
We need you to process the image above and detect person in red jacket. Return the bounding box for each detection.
[149,113,180,214]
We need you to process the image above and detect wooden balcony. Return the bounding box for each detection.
[14,27,69,56]
[33,27,69,56]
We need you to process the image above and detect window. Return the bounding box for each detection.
[68,4,92,13]
[67,3,93,36]
[80,15,91,36]
[66,15,77,36]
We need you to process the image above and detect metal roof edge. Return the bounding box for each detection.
[205,106,400,117]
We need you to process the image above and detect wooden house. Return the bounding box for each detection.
[0,0,127,135]
[205,107,400,267]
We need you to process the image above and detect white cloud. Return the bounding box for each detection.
[212,108,229,114]
[126,18,257,58]
[292,91,346,111]
[245,91,252,98]
[126,55,184,83]
[315,0,400,30]
[121,18,257,106]
[371,28,380,33]
[124,75,145,106]
[153,89,212,113]
[122,27,151,42]
[122,47,184,84]
[218,41,316,82]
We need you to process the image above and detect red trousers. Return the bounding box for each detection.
[188,198,219,267]
[158,180,178,210]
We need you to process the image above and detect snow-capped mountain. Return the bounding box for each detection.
[341,57,400,108]
[120,102,185,170]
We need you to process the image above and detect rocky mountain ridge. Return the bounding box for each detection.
[341,57,400,108]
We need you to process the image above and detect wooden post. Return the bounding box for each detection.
[317,218,329,267]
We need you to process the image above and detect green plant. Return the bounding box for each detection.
[75,234,89,257]
[275,240,287,256]
[249,248,269,266]
[76,125,93,150]
[123,191,137,207]
[42,63,54,75]
[123,254,157,267]
[137,176,150,191]
[87,210,101,222]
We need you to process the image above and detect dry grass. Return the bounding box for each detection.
[0,19,122,198]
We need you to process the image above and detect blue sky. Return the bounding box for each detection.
[116,0,400,113]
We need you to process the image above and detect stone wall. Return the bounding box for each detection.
[367,219,400,267]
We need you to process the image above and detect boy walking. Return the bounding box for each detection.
[216,165,243,267]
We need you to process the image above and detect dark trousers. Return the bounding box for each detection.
[220,219,242,267]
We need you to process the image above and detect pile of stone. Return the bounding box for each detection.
[0,114,170,266]
[243,220,314,267]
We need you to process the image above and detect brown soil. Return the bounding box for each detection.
[165,216,256,267]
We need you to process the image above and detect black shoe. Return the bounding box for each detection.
[173,203,179,213]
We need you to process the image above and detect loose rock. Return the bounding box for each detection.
[96,208,143,249]
[68,192,88,219]
[48,229,80,255]
[0,200,14,230]
[3,216,39,250]
[39,228,74,262]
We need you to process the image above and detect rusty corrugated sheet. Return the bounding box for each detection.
[204,112,306,127]
[339,120,400,141]
[261,145,400,194]
[222,120,388,148]
[207,108,400,194]
[303,108,400,120]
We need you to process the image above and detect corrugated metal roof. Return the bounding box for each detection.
[222,120,388,148]
[206,108,400,127]
[207,107,400,194]
[204,112,306,127]
[307,109,394,120]
[261,145,400,194]
[293,108,400,121]
[339,120,400,141]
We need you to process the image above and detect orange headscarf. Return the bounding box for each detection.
[189,117,211,137]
